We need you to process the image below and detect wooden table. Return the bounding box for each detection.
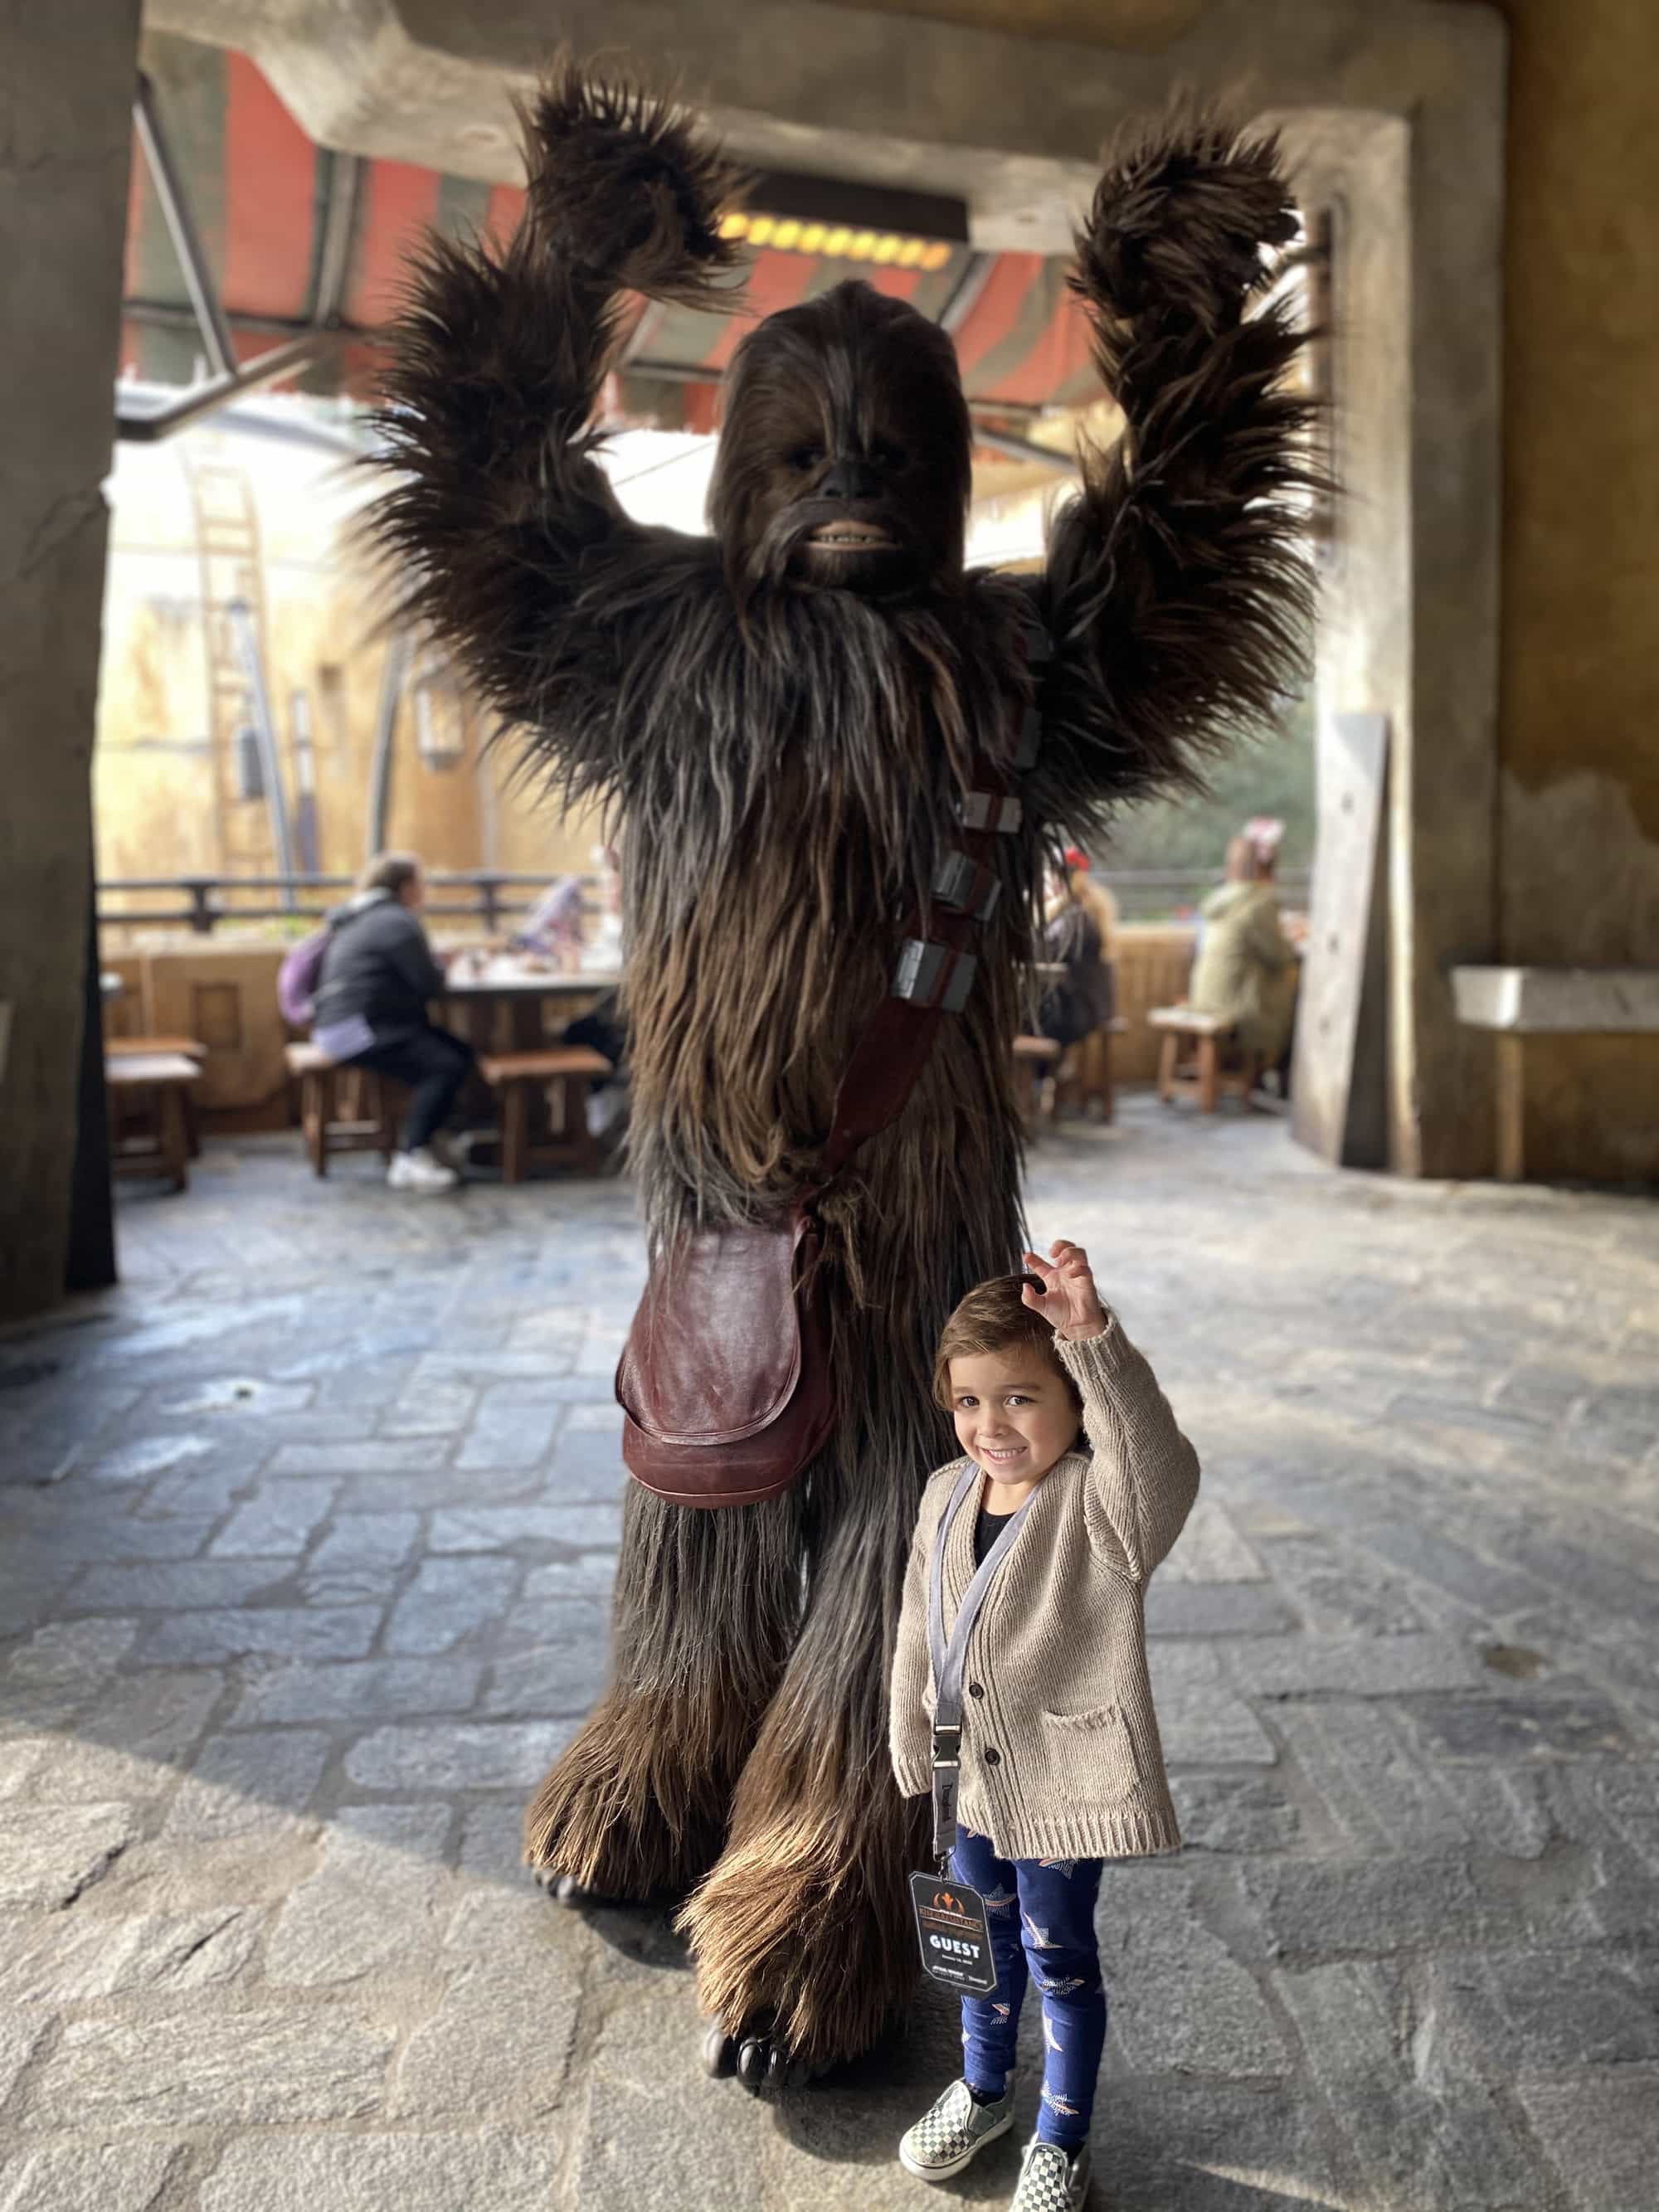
[435,959,622,1056]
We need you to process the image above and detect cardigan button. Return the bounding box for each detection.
[968,1682,985,1699]
[983,1746,1000,1766]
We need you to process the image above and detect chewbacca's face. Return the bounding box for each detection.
[708,280,973,600]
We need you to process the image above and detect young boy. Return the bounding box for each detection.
[888,1237,1199,2211]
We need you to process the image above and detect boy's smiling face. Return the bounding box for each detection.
[947,1349,1081,1486]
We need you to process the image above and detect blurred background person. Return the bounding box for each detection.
[1189,816,1300,1092]
[1039,843,1118,1048]
[312,851,472,1191]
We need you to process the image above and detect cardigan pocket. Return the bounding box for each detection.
[1039,1703,1141,1806]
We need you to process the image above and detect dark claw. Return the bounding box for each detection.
[531,1869,598,1907]
[733,2030,812,2094]
[737,2035,771,2091]
[702,2021,739,2079]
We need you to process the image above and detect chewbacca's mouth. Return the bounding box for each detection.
[806,522,899,552]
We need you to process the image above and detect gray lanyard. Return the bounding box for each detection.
[926,1460,1037,1860]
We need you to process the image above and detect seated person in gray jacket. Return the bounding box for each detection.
[311,851,473,1193]
[889,1238,1199,2212]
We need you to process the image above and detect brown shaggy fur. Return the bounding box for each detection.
[369,67,1316,2070]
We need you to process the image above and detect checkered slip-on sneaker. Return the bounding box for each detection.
[898,2076,1017,2182]
[1010,2135,1091,2211]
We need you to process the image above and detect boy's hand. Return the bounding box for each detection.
[1021,1240,1107,1341]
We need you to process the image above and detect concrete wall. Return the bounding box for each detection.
[0,3,141,1323]
[1492,0,1659,1176]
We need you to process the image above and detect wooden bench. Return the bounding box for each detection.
[1053,1016,1131,1124]
[478,1047,613,1182]
[283,1042,397,1178]
[1012,1034,1063,1129]
[107,1035,208,1156]
[107,1052,202,1193]
[1149,1006,1263,1113]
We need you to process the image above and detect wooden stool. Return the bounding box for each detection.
[1149,1006,1262,1112]
[107,1035,207,1155]
[478,1047,613,1182]
[107,1053,201,1193]
[284,1043,398,1177]
[1053,1016,1130,1125]
[1012,1034,1063,1130]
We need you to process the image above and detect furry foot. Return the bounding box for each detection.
[523,1694,732,1903]
[702,2016,815,2094]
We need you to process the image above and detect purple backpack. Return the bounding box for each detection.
[277,929,329,1028]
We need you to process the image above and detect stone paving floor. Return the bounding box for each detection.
[1,1099,1657,2212]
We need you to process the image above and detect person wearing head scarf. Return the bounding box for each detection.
[1188,817,1298,1073]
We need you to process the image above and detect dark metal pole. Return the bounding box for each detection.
[228,601,298,904]
[133,72,236,379]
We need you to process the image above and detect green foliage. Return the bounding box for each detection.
[1098,691,1315,878]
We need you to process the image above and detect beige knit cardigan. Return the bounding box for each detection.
[888,1319,1199,1861]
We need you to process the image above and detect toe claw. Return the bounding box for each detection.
[702,2021,739,2079]
[737,2036,771,2093]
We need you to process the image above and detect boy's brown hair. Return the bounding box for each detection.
[932,1276,1083,1413]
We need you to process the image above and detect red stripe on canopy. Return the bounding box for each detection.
[345,158,443,328]
[222,53,316,326]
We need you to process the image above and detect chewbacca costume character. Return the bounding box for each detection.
[372,66,1313,2088]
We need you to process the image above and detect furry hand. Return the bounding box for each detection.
[1021,1240,1107,1342]
[519,59,746,306]
[1073,114,1298,339]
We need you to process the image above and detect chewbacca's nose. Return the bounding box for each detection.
[818,457,883,502]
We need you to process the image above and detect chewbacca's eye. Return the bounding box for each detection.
[873,440,907,474]
[790,444,825,473]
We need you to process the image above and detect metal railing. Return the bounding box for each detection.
[96,872,595,937]
[95,866,1308,936]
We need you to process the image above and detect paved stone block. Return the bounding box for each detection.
[0,1904,263,2003]
[515,1553,621,1606]
[1232,1633,1483,1700]
[1101,1870,1286,2078]
[24,2009,392,2129]
[389,1894,582,2117]
[266,1806,452,1986]
[0,1804,135,1908]
[162,1730,329,1841]
[135,1466,253,1520]
[563,1398,625,1433]
[0,2011,47,2114]
[211,1480,338,1558]
[384,1558,519,1655]
[1413,1947,1659,2077]
[139,1605,382,1664]
[1084,2078,1348,2212]
[1403,1680,1637,1761]
[0,2139,178,2212]
[1273,1700,1469,1854]
[1147,1644,1277,1765]
[3,1616,139,1692]
[75,1432,217,1484]
[1244,1855,1501,1962]
[1144,1581,1297,1637]
[232,1657,484,1726]
[22,1670,221,1801]
[160,1375,315,1417]
[431,1502,624,1552]
[268,1438,446,1475]
[1258,1534,1430,1635]
[1519,2068,1659,2212]
[0,1738,49,1797]
[1348,1521,1559,1619]
[0,1499,219,1563]
[1168,1773,1300,1855]
[1279,1960,1545,2210]
[1160,1500,1267,1582]
[64,1558,289,1612]
[197,2129,561,2212]
[378,1375,479,1437]
[306,1512,421,1573]
[346,1722,575,1791]
[453,1398,562,1471]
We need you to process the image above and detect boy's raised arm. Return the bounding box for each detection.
[1056,1323,1199,1584]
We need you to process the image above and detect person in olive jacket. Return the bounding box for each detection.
[311,851,472,1192]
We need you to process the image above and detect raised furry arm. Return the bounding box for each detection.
[367,63,743,792]
[1034,115,1319,834]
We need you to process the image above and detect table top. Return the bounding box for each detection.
[438,958,621,998]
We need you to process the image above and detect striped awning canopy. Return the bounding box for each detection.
[124,41,1099,432]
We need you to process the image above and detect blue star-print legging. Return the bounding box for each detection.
[951,1826,1107,2151]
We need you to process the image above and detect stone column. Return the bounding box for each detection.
[0,2,141,1321]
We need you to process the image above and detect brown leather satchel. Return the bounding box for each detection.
[616,622,1048,1509]
[615,1206,834,1508]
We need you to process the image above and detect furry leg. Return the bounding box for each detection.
[525,1476,804,1898]
[679,1496,929,2073]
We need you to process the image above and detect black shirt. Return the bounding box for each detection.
[973,1505,1015,1568]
